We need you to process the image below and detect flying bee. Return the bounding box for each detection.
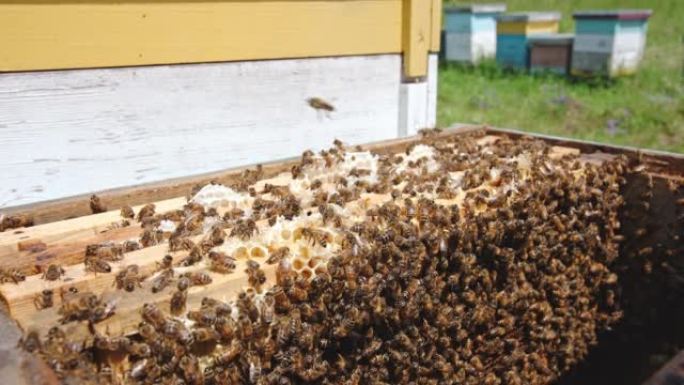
[120,204,135,219]
[266,246,290,265]
[230,218,258,240]
[151,267,174,293]
[170,289,187,316]
[307,97,335,112]
[41,264,65,281]
[182,271,213,286]
[89,194,107,214]
[209,251,236,274]
[114,264,144,292]
[34,289,54,309]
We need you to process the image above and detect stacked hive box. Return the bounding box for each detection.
[528,34,575,75]
[495,12,561,70]
[0,0,443,209]
[443,3,506,63]
[572,9,652,77]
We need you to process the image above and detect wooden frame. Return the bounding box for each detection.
[0,127,681,385]
[4,125,682,225]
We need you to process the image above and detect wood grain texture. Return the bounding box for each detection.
[430,0,443,52]
[0,55,402,209]
[402,0,432,77]
[0,0,402,71]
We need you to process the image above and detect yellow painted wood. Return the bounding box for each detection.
[497,20,559,35]
[402,0,432,77]
[0,0,402,72]
[430,0,443,52]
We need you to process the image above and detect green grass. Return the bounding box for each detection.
[438,0,684,153]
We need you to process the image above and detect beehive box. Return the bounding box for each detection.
[443,3,506,63]
[496,12,561,70]
[0,0,442,209]
[529,34,574,75]
[572,9,652,77]
[0,126,682,385]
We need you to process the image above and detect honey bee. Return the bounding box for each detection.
[41,264,65,281]
[137,203,156,222]
[209,251,236,274]
[266,246,290,265]
[85,255,111,273]
[123,239,142,253]
[307,97,335,112]
[0,213,34,232]
[141,303,167,328]
[291,164,303,179]
[245,260,267,291]
[17,329,42,353]
[193,327,220,342]
[151,267,175,293]
[230,218,258,240]
[207,225,226,246]
[89,194,107,214]
[0,268,26,284]
[114,264,144,292]
[179,354,204,385]
[140,228,163,247]
[120,205,135,219]
[299,227,332,247]
[214,340,243,366]
[182,271,213,286]
[58,290,99,323]
[170,289,187,316]
[169,234,195,252]
[34,289,54,309]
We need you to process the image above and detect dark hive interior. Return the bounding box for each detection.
[2,130,682,385]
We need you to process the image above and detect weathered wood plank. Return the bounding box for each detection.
[0,55,403,209]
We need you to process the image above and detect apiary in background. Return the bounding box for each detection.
[529,34,574,75]
[443,3,506,63]
[572,9,652,77]
[495,12,561,70]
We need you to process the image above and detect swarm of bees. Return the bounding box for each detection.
[17,131,644,385]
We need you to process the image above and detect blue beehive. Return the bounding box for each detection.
[572,9,652,77]
[495,12,561,70]
[443,4,506,63]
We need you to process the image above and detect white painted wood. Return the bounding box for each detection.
[0,55,403,208]
[398,54,438,136]
[426,54,438,129]
[398,81,428,137]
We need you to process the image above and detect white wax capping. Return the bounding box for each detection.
[157,220,177,233]
[340,151,379,183]
[397,144,440,173]
[191,184,251,209]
